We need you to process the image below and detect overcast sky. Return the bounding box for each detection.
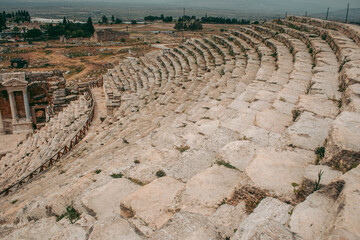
[5,0,360,14]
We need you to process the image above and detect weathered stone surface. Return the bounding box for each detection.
[283,111,332,150]
[297,95,339,119]
[233,197,294,240]
[220,108,257,133]
[149,211,223,240]
[180,165,241,215]
[209,202,247,239]
[303,165,342,185]
[273,99,295,115]
[52,224,88,240]
[289,192,334,240]
[89,216,142,240]
[120,176,185,230]
[196,119,220,136]
[323,166,360,239]
[165,148,214,181]
[324,111,360,170]
[326,111,360,152]
[3,217,86,240]
[81,178,140,219]
[246,148,315,195]
[217,140,255,171]
[255,109,293,134]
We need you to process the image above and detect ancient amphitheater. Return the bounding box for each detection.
[0,16,360,239]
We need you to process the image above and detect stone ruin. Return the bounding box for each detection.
[93,29,130,42]
[0,16,360,240]
[0,71,77,134]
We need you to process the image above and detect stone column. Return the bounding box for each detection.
[23,89,31,121]
[8,91,17,122]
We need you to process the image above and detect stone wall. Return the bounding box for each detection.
[94,29,129,42]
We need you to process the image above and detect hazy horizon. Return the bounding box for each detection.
[1,0,359,22]
[2,0,360,14]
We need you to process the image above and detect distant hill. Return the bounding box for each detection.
[310,8,360,23]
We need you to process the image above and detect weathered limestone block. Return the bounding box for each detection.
[81,178,140,220]
[217,140,255,171]
[233,197,294,240]
[255,109,293,134]
[273,99,295,115]
[289,192,335,240]
[282,111,332,150]
[3,217,86,240]
[209,202,247,239]
[196,119,220,136]
[303,165,342,185]
[220,108,257,134]
[323,166,360,239]
[89,216,142,240]
[165,148,214,181]
[120,176,185,230]
[228,99,250,111]
[324,111,360,171]
[52,224,88,240]
[297,95,339,119]
[149,211,223,240]
[250,100,272,111]
[246,148,315,196]
[180,165,241,215]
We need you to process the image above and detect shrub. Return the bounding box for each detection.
[215,160,237,170]
[128,177,145,186]
[292,109,300,121]
[110,173,123,178]
[156,170,166,178]
[315,146,325,164]
[56,206,80,224]
[313,170,324,192]
[176,145,190,152]
[94,169,101,174]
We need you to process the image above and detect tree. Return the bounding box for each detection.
[174,18,202,31]
[26,28,42,39]
[12,26,20,34]
[86,17,95,35]
[101,15,108,24]
[115,18,122,24]
[63,16,67,24]
[111,15,115,23]
[131,20,137,25]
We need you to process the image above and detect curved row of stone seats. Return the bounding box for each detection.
[176,46,200,80]
[163,54,182,83]
[275,18,360,112]
[0,33,262,229]
[2,25,360,240]
[212,35,242,59]
[203,38,227,64]
[225,33,260,87]
[186,41,210,71]
[0,31,300,235]
[0,96,91,190]
[262,22,341,117]
[180,44,206,74]
[274,22,340,100]
[197,38,224,66]
[289,16,360,47]
[231,31,276,84]
[194,39,217,68]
